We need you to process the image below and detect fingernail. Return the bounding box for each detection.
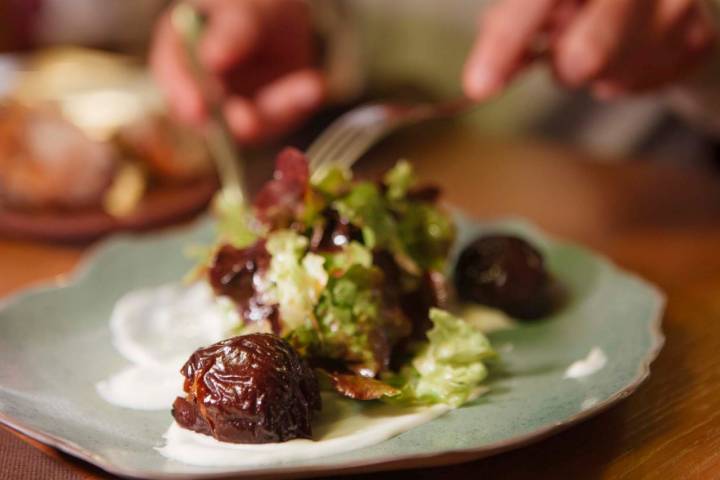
[294,77,324,109]
[559,39,601,87]
[467,66,501,99]
[558,48,583,85]
[224,100,261,143]
[173,102,194,123]
[176,98,205,126]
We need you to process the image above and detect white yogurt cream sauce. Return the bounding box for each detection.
[159,393,449,467]
[96,282,451,466]
[564,347,607,379]
[96,282,237,410]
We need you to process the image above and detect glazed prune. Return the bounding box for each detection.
[208,242,281,333]
[454,235,555,319]
[172,334,321,444]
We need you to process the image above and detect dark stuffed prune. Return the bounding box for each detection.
[172,333,321,444]
[454,235,556,319]
[208,242,281,333]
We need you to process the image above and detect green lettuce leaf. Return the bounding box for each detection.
[397,203,456,271]
[331,161,453,275]
[387,308,495,407]
[333,180,422,275]
[323,241,373,274]
[215,192,258,248]
[383,159,415,201]
[312,165,352,198]
[333,182,399,251]
[184,192,258,281]
[311,264,385,374]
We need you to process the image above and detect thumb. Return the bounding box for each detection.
[463,0,558,100]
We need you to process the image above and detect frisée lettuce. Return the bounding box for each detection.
[389,309,494,407]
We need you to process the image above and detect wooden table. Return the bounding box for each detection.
[3,126,720,479]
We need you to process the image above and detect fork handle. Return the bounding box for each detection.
[172,2,247,205]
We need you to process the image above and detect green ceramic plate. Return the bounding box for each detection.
[0,213,664,479]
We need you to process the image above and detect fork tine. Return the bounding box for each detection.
[311,134,363,175]
[334,127,387,171]
[308,113,367,169]
[308,105,388,169]
[310,130,378,183]
[311,121,384,173]
[315,122,390,175]
[307,119,355,168]
[308,99,472,176]
[309,125,363,171]
[312,122,391,172]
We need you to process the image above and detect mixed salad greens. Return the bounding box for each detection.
[194,148,495,407]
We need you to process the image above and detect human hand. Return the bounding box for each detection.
[151,0,326,144]
[463,0,717,100]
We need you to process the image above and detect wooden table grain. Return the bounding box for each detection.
[2,126,720,479]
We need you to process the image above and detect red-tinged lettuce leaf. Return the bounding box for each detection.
[321,370,400,400]
[253,147,310,228]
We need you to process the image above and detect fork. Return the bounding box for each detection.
[308,98,475,180]
[175,1,472,191]
[172,2,248,206]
